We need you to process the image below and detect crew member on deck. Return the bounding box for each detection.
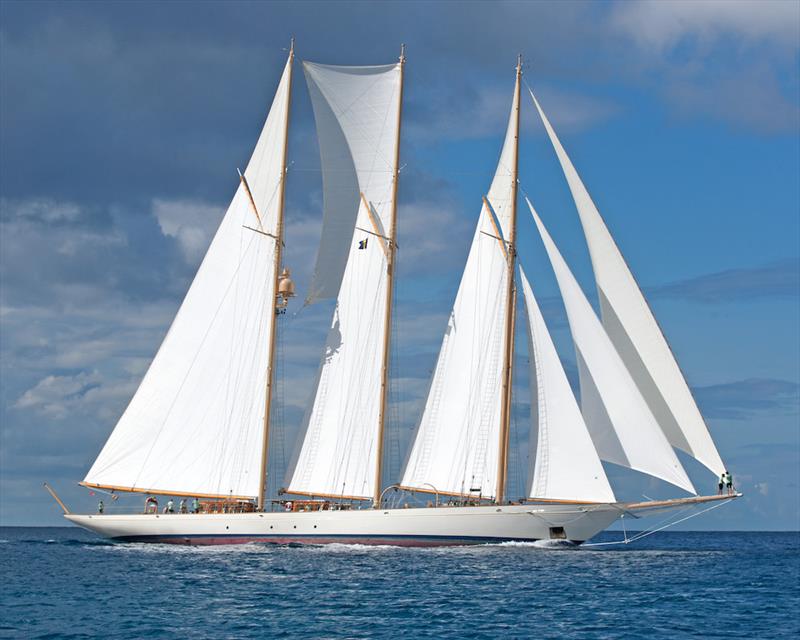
[179,499,187,513]
[192,498,199,513]
[97,500,104,514]
[724,471,734,495]
[718,474,724,495]
[166,499,175,513]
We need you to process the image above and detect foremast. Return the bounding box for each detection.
[495,55,522,504]
[373,45,406,507]
[257,40,295,511]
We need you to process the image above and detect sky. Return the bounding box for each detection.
[1,0,798,529]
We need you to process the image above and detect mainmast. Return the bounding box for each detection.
[495,54,522,505]
[258,39,295,511]
[373,44,406,507]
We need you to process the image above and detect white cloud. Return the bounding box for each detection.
[5,198,82,223]
[14,370,135,421]
[611,0,800,53]
[151,198,222,264]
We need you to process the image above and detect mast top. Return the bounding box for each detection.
[516,53,523,76]
[399,43,406,65]
[289,37,295,56]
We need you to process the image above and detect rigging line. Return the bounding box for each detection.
[582,499,734,547]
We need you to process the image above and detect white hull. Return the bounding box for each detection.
[65,503,623,546]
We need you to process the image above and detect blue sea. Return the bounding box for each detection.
[0,528,797,639]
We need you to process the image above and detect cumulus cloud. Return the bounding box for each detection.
[611,0,800,53]
[152,198,222,264]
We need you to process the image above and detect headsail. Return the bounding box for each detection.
[400,81,519,501]
[284,61,402,501]
[82,54,293,499]
[519,267,615,503]
[528,89,725,477]
[528,199,695,495]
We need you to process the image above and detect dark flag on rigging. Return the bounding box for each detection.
[358,238,368,250]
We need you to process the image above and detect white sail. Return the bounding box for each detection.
[83,56,292,499]
[529,89,724,477]
[304,62,401,303]
[519,268,615,503]
[400,87,519,500]
[528,199,695,494]
[284,62,401,500]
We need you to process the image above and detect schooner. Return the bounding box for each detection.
[56,43,739,545]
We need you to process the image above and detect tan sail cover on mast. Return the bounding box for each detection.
[284,62,401,500]
[519,267,615,503]
[529,89,724,477]
[528,199,695,494]
[83,56,292,499]
[400,87,519,500]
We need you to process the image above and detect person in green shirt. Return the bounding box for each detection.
[724,471,734,495]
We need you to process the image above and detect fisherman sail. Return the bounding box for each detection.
[56,46,738,547]
[284,59,404,503]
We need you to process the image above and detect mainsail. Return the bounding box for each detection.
[528,199,696,494]
[284,61,403,501]
[82,54,293,499]
[519,267,615,503]
[400,80,519,501]
[529,89,725,477]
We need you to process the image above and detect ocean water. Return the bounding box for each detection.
[0,528,797,639]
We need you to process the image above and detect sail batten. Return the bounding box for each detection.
[528,199,696,495]
[529,88,725,477]
[284,61,402,501]
[84,55,293,499]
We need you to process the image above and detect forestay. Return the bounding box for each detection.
[83,56,292,499]
[529,89,724,477]
[284,62,401,500]
[528,199,696,494]
[400,87,519,500]
[519,267,615,503]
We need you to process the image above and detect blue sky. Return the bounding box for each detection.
[1,0,798,528]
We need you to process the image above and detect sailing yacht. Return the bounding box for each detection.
[58,44,738,545]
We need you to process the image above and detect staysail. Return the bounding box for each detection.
[284,61,402,501]
[519,267,615,503]
[528,199,696,494]
[400,82,519,500]
[529,89,724,477]
[82,54,293,499]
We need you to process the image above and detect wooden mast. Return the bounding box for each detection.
[373,44,405,507]
[495,54,522,505]
[258,39,294,511]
